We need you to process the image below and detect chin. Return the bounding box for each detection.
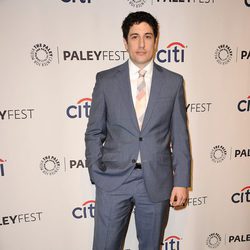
[134,58,149,63]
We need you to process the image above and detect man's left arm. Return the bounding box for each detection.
[169,76,191,207]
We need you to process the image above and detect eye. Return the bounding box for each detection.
[145,34,153,39]
[131,35,138,40]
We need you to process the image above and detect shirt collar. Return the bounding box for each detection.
[128,59,154,78]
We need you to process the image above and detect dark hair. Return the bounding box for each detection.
[122,11,159,41]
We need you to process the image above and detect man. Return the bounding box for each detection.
[85,11,191,250]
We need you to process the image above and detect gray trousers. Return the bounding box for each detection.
[93,168,170,250]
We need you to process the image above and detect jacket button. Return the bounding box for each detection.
[132,159,136,163]
[139,137,143,141]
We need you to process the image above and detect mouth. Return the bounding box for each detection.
[136,51,146,55]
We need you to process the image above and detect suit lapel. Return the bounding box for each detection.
[115,61,164,133]
[141,63,163,132]
[116,62,140,131]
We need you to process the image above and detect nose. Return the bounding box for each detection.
[139,37,145,48]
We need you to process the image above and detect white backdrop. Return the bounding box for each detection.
[0,0,249,249]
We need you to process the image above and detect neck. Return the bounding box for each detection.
[130,59,152,70]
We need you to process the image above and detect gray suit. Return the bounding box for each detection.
[85,61,191,201]
[85,61,191,249]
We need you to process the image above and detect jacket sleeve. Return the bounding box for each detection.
[170,76,191,187]
[85,73,107,183]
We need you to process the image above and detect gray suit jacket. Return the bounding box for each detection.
[85,61,191,202]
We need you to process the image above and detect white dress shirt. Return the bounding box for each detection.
[128,59,154,163]
[128,59,153,108]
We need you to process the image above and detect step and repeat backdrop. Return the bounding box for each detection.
[0,0,249,249]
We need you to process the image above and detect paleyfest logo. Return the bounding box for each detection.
[0,108,35,120]
[153,0,215,4]
[0,212,43,226]
[210,145,250,163]
[215,44,249,64]
[62,50,127,61]
[206,231,250,248]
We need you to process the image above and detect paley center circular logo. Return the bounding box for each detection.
[40,155,60,175]
[206,233,222,248]
[210,145,227,163]
[215,44,233,65]
[31,43,53,66]
[127,0,147,8]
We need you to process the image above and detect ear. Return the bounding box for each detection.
[154,36,159,51]
[123,38,128,51]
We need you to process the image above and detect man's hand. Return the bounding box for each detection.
[170,187,188,208]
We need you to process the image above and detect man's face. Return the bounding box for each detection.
[123,22,157,69]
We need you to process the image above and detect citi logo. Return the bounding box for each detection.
[0,159,6,176]
[237,96,250,112]
[231,186,250,203]
[66,98,92,119]
[72,200,95,219]
[164,235,182,250]
[156,42,187,63]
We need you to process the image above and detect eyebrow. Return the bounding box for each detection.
[129,32,153,36]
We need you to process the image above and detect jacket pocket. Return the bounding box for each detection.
[156,152,171,163]
[101,152,119,162]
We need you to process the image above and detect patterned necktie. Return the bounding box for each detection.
[135,69,146,129]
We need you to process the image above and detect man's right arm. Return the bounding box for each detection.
[85,73,107,184]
